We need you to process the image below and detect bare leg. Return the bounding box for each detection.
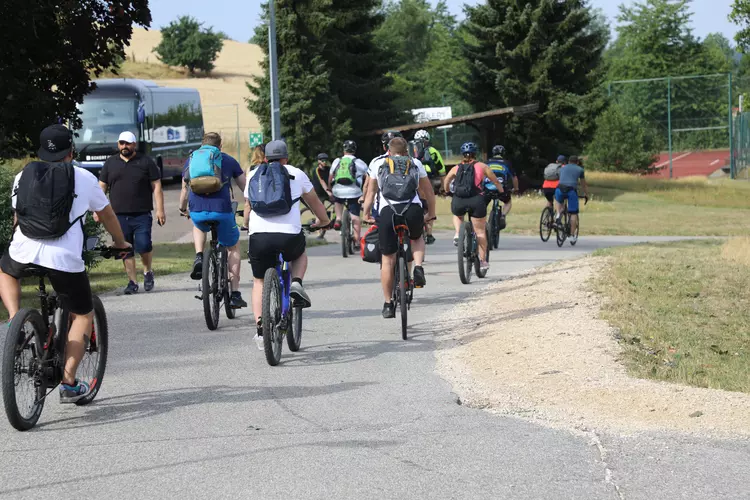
[411,237,425,266]
[140,251,153,273]
[352,215,362,242]
[63,312,94,385]
[228,243,241,291]
[381,253,396,302]
[452,215,462,238]
[503,200,512,216]
[193,227,207,254]
[472,216,488,262]
[334,202,343,223]
[0,271,21,320]
[123,258,137,282]
[291,252,308,280]
[570,214,579,236]
[252,278,263,324]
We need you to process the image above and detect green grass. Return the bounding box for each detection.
[594,239,750,393]
[432,171,750,236]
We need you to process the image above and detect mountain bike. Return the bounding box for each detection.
[486,193,503,250]
[555,193,588,247]
[539,205,554,242]
[261,222,328,366]
[390,215,415,341]
[1,242,132,431]
[340,202,358,258]
[457,216,489,284]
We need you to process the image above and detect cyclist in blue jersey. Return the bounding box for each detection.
[483,145,518,230]
[179,132,247,309]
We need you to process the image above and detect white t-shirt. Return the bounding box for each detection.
[9,166,110,273]
[244,164,313,235]
[330,155,368,199]
[367,155,428,213]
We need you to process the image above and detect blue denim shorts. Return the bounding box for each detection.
[117,212,153,254]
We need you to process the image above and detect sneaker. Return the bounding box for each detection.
[190,254,203,280]
[144,271,155,292]
[480,260,490,272]
[290,281,312,308]
[59,380,91,403]
[413,266,426,288]
[316,232,326,240]
[230,291,248,309]
[425,234,436,245]
[333,221,342,231]
[453,235,459,247]
[382,301,395,319]
[124,280,139,295]
[569,235,578,244]
[254,322,264,351]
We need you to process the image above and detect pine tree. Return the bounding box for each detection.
[463,0,608,166]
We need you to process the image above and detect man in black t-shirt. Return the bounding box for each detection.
[98,131,165,294]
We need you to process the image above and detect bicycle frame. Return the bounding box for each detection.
[276,255,292,322]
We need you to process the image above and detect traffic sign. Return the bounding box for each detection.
[249,132,264,147]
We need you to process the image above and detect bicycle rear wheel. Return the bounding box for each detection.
[491,204,501,249]
[262,268,283,366]
[540,207,553,242]
[221,248,236,320]
[556,212,568,247]
[2,309,46,431]
[458,222,472,284]
[287,306,303,352]
[75,295,108,406]
[398,255,408,340]
[202,246,220,330]
[341,209,351,257]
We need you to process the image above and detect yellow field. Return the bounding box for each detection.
[118,28,264,163]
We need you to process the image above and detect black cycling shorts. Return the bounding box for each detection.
[0,253,93,315]
[378,203,424,255]
[542,188,556,203]
[248,232,307,279]
[451,195,487,219]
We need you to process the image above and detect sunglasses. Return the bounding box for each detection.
[118,141,134,146]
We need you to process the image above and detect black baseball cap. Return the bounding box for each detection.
[317,153,329,161]
[38,124,73,162]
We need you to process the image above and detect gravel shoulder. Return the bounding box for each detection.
[435,256,750,438]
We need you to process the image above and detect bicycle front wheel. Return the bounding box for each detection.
[398,256,408,340]
[262,268,283,366]
[2,309,46,431]
[341,209,351,258]
[540,207,553,242]
[202,246,220,330]
[75,295,108,406]
[287,307,303,352]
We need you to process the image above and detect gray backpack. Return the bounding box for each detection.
[543,163,561,181]
[378,155,420,203]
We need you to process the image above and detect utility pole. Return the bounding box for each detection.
[269,0,281,140]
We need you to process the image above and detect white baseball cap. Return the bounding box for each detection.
[118,131,137,143]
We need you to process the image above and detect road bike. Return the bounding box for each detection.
[457,216,489,284]
[539,205,554,242]
[1,241,132,431]
[555,193,588,247]
[261,223,328,366]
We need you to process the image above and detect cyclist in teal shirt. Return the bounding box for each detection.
[179,132,247,309]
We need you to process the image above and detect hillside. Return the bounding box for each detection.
[114,28,264,156]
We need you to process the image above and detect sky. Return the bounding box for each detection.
[148,0,739,45]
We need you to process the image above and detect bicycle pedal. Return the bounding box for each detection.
[194,295,203,300]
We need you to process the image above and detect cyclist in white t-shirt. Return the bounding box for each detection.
[244,140,331,348]
[0,125,131,403]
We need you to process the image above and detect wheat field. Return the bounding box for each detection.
[122,28,264,154]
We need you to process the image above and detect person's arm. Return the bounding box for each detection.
[483,164,504,192]
[442,166,457,193]
[179,177,189,213]
[432,148,446,175]
[362,177,378,223]
[152,179,165,225]
[301,191,331,228]
[419,177,436,221]
[581,178,590,199]
[95,205,129,248]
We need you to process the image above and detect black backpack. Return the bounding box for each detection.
[454,161,479,198]
[14,161,80,239]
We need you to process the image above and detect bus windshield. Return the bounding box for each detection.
[77,98,138,144]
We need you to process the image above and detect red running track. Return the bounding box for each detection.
[649,150,730,178]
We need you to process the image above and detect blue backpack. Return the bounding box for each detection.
[188,145,223,194]
[486,159,513,191]
[248,162,300,216]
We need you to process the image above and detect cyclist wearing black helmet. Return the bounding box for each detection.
[483,145,518,230]
[329,140,368,244]
[364,130,404,221]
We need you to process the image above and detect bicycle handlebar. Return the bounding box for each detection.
[95,246,135,260]
[302,221,333,232]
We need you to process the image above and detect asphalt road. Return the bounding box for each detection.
[1,234,748,499]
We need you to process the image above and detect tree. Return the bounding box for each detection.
[248,1,400,164]
[463,0,609,168]
[585,105,659,173]
[0,1,151,161]
[155,16,224,75]
[730,0,750,52]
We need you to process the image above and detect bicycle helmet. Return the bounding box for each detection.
[414,129,430,141]
[317,152,329,161]
[381,130,403,145]
[460,142,478,156]
[343,140,357,154]
[491,145,505,157]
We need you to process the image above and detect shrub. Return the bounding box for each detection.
[585,105,660,173]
